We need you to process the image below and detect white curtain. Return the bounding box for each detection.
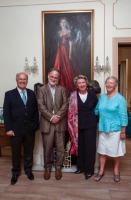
[120,61,126,99]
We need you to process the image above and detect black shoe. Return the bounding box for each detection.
[11,174,19,185]
[26,172,34,180]
[75,170,84,174]
[85,174,93,180]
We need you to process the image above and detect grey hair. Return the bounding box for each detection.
[74,75,88,86]
[105,76,118,86]
[48,68,60,77]
[16,72,28,80]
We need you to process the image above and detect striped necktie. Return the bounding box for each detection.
[21,90,27,105]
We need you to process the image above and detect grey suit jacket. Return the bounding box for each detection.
[36,84,68,133]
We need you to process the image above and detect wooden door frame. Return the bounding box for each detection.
[112,37,131,78]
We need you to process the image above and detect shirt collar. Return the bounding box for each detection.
[48,83,56,90]
[17,87,26,93]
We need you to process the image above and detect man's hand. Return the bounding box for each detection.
[51,115,60,124]
[6,130,15,136]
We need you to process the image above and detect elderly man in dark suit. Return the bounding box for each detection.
[37,68,68,180]
[3,72,39,185]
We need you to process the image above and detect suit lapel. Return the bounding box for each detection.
[86,90,92,104]
[14,88,24,105]
[46,85,53,102]
[26,89,31,105]
[55,86,58,102]
[46,84,54,110]
[54,86,59,111]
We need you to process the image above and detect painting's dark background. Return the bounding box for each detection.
[43,12,92,83]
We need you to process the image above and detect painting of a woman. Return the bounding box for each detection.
[43,12,93,93]
[54,18,80,92]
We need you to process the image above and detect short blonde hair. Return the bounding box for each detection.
[105,76,118,86]
[74,75,88,86]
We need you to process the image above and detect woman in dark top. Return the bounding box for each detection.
[68,75,98,179]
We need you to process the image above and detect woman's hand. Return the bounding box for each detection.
[120,132,126,140]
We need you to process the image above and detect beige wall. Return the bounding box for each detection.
[0,0,131,106]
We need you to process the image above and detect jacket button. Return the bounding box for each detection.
[25,113,27,115]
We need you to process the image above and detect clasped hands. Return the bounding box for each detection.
[51,115,60,124]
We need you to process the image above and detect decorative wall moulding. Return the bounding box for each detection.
[113,0,131,29]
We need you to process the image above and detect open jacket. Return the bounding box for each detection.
[36,84,68,133]
[68,90,98,155]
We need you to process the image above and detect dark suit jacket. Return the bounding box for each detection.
[37,84,68,133]
[78,90,98,129]
[3,88,39,136]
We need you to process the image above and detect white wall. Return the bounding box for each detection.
[0,0,131,106]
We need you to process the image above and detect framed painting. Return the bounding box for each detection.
[0,107,4,122]
[42,10,94,93]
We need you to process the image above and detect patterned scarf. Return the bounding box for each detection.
[68,91,78,155]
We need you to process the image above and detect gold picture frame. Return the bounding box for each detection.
[42,10,94,93]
